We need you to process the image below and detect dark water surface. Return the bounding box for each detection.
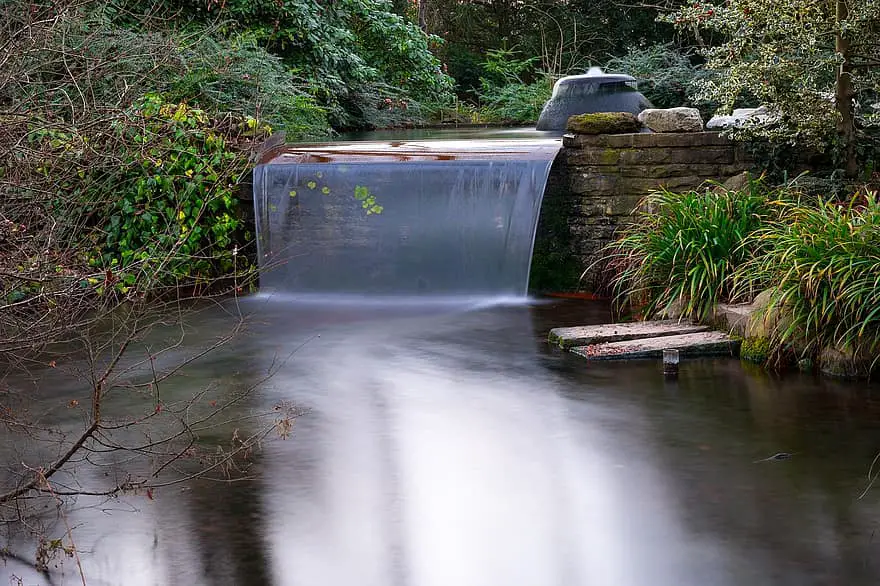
[4,298,880,585]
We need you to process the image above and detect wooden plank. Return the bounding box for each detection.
[570,331,740,360]
[548,320,710,349]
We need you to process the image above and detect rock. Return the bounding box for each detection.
[566,112,641,135]
[819,346,873,378]
[718,171,751,192]
[637,107,703,133]
[706,106,769,130]
[710,289,774,339]
[745,288,788,340]
[658,296,689,320]
[752,289,776,310]
[797,357,814,372]
[712,303,753,337]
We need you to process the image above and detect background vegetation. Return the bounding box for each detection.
[3,0,879,359]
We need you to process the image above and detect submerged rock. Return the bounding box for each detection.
[566,112,641,135]
[637,107,703,133]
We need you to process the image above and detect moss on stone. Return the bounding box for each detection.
[740,336,771,364]
[566,112,642,135]
[600,148,622,165]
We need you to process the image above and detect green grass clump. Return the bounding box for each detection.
[603,178,778,321]
[735,193,880,369]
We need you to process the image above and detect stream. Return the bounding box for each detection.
[3,297,880,585]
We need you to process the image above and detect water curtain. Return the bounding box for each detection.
[254,140,560,298]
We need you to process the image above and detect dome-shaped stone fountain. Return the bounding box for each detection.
[536,67,652,131]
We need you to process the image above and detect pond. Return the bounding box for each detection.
[4,297,880,585]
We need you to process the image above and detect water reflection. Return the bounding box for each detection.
[4,299,880,585]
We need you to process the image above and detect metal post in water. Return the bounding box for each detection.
[663,349,679,377]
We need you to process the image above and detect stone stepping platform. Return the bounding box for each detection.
[548,319,710,349]
[570,331,740,360]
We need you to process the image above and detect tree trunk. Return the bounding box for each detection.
[835,0,859,178]
[418,0,427,32]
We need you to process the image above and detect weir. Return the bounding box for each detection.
[253,140,561,298]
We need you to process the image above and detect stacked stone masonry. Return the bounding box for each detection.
[530,131,754,293]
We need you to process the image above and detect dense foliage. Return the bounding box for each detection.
[118,0,455,129]
[475,49,553,125]
[425,0,679,95]
[0,0,271,353]
[95,95,261,287]
[664,0,880,176]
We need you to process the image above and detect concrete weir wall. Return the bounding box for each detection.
[530,131,754,293]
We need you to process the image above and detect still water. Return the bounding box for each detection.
[4,298,880,585]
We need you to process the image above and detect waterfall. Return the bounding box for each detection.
[253,140,560,299]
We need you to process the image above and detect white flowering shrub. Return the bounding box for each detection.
[663,0,880,166]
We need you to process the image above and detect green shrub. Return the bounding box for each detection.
[19,94,265,297]
[115,0,455,130]
[476,48,552,125]
[735,193,880,366]
[479,79,553,124]
[603,178,778,320]
[83,94,264,291]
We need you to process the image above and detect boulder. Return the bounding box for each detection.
[746,288,785,340]
[706,106,769,130]
[712,303,753,337]
[566,112,641,135]
[637,107,703,133]
[716,171,751,193]
[819,346,873,379]
[658,296,689,320]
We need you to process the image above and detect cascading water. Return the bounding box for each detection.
[253,139,560,299]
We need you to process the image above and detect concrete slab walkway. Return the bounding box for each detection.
[569,331,740,360]
[548,320,710,349]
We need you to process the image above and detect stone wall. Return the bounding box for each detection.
[530,131,754,294]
